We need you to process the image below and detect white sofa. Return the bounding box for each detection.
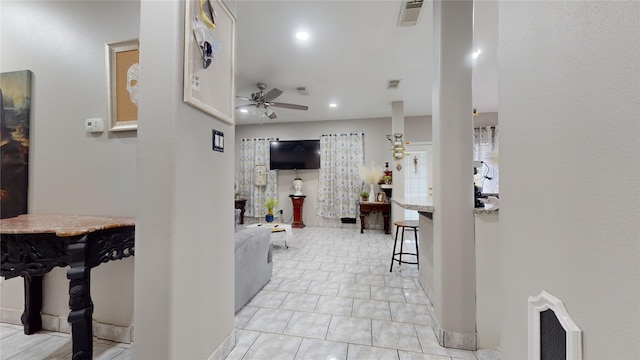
[234,225,273,312]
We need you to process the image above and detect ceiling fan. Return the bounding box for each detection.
[236,83,308,119]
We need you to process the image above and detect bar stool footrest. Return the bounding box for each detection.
[391,253,419,265]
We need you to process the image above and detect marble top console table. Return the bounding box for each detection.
[0,214,135,360]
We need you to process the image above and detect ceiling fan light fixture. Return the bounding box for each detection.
[238,83,308,120]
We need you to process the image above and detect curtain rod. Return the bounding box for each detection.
[321,132,364,136]
[241,137,279,141]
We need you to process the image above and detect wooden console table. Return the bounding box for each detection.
[235,198,247,224]
[0,214,135,360]
[359,201,391,234]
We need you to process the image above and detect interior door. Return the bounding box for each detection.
[403,142,432,220]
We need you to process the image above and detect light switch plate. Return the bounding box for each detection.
[213,129,224,152]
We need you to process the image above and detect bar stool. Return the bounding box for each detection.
[390,220,419,272]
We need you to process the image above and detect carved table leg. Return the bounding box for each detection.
[240,208,245,224]
[360,213,366,233]
[21,275,43,334]
[67,236,93,360]
[383,212,390,234]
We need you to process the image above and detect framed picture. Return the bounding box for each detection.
[376,192,386,203]
[1,70,32,218]
[106,39,139,132]
[183,0,236,125]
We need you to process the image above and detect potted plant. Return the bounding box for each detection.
[360,191,369,202]
[263,198,278,222]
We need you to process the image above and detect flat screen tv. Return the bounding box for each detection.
[269,139,321,170]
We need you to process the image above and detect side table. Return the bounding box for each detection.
[0,214,135,360]
[247,223,293,248]
[359,201,391,234]
[234,198,247,224]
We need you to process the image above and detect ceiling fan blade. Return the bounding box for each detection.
[236,96,253,101]
[235,104,256,109]
[270,102,309,111]
[262,88,283,102]
[267,111,278,120]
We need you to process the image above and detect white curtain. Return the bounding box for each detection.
[239,138,278,217]
[316,133,364,218]
[473,126,499,194]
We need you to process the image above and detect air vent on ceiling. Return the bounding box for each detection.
[398,0,424,27]
[296,86,310,95]
[388,80,400,89]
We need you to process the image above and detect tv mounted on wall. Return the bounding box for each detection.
[269,139,321,170]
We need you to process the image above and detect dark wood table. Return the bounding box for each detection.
[0,214,135,360]
[235,198,247,224]
[359,201,391,234]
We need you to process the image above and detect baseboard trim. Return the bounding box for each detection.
[207,330,236,360]
[434,326,477,351]
[0,308,133,343]
[419,280,477,351]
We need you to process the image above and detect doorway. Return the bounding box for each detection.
[403,142,432,220]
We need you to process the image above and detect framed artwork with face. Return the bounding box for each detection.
[106,39,139,131]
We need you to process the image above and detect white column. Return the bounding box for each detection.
[431,0,476,350]
[391,101,405,226]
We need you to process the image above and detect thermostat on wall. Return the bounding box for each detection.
[85,118,105,133]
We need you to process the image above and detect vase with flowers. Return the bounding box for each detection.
[263,197,278,223]
[358,162,383,200]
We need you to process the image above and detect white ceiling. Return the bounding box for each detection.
[229,1,498,125]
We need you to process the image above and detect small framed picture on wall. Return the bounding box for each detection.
[106,39,139,132]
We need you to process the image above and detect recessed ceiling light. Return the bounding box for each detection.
[296,31,309,40]
[472,49,482,59]
[240,108,248,113]
[329,103,337,108]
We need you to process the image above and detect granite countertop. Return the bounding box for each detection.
[474,206,499,215]
[392,196,499,215]
[391,196,435,213]
[0,214,135,237]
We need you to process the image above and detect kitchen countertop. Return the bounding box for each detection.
[475,205,499,215]
[391,196,499,215]
[391,196,435,213]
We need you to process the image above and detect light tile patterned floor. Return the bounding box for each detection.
[0,226,500,360]
[227,225,500,360]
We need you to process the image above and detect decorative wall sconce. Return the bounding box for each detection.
[386,133,407,159]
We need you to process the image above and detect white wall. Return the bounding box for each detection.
[499,2,639,358]
[134,1,235,358]
[0,0,139,328]
[235,116,430,227]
